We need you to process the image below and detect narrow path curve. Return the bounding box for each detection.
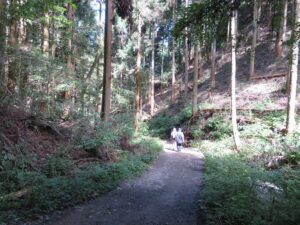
[29,141,204,225]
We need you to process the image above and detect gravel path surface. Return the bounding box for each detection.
[28,141,204,225]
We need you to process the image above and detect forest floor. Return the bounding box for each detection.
[24,141,204,225]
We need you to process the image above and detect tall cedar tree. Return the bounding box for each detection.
[231,0,241,149]
[101,0,113,121]
[286,0,300,134]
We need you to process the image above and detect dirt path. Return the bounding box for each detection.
[28,141,204,225]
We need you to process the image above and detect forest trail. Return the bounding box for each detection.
[28,141,204,225]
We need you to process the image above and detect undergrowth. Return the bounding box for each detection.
[0,111,163,224]
[190,111,300,225]
[144,105,192,138]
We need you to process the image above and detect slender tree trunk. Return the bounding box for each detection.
[286,0,300,134]
[101,0,113,121]
[0,0,6,88]
[283,0,288,41]
[276,0,288,58]
[160,43,164,98]
[18,13,28,104]
[268,3,273,28]
[171,0,177,103]
[235,9,238,35]
[81,52,100,113]
[60,3,74,117]
[150,23,156,116]
[7,0,17,92]
[43,12,49,57]
[250,0,260,79]
[286,1,295,95]
[14,0,27,103]
[211,38,216,88]
[95,60,101,114]
[134,12,142,134]
[18,18,25,44]
[95,1,103,116]
[50,20,57,102]
[65,3,73,100]
[286,53,292,94]
[192,45,199,117]
[231,0,241,150]
[184,0,189,100]
[227,19,231,46]
[40,11,50,110]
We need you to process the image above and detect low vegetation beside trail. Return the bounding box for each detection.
[0,107,163,223]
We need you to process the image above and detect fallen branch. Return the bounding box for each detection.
[196,108,285,114]
[252,73,286,79]
[28,118,64,138]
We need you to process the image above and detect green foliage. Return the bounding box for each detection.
[206,114,231,140]
[193,112,300,225]
[253,98,277,111]
[0,137,162,223]
[190,125,204,139]
[201,153,300,225]
[173,0,246,44]
[42,157,72,178]
[71,112,135,153]
[146,106,192,138]
[263,110,286,127]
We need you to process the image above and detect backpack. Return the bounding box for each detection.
[176,133,183,144]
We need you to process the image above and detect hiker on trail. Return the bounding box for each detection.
[175,128,184,152]
[171,127,177,150]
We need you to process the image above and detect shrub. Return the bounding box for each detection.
[196,128,300,225]
[0,137,162,223]
[42,157,72,178]
[206,114,231,140]
[200,154,300,225]
[190,125,204,139]
[146,106,192,138]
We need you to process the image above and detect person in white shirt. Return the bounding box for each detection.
[175,128,184,152]
[170,128,177,151]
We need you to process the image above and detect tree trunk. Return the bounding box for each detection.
[211,38,216,88]
[95,1,103,116]
[160,43,164,98]
[192,45,199,117]
[231,0,241,150]
[43,12,49,57]
[64,3,73,100]
[250,0,260,79]
[134,12,142,134]
[282,0,288,41]
[286,53,292,94]
[101,0,113,121]
[286,0,300,135]
[18,19,26,44]
[150,23,156,116]
[227,19,231,46]
[171,0,177,103]
[0,0,6,88]
[7,0,17,92]
[276,0,288,58]
[82,52,101,113]
[95,60,101,114]
[18,16,28,104]
[184,0,189,101]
